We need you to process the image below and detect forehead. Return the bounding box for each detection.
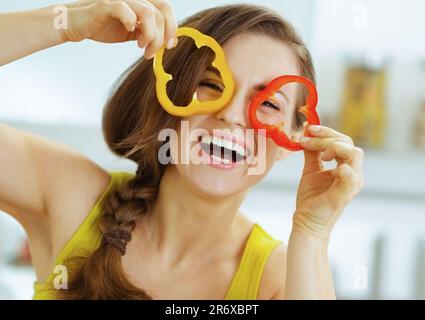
[221,32,300,86]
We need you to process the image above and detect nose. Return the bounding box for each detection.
[215,89,248,128]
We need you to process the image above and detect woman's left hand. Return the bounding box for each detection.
[293,125,364,240]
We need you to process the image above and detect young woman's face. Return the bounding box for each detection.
[172,32,301,198]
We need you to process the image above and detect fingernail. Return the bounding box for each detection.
[166,38,175,50]
[309,125,321,133]
[130,25,135,32]
[300,137,311,143]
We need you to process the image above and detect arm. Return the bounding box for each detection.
[285,230,335,299]
[0,6,65,66]
[0,123,109,227]
[284,125,364,299]
[266,235,334,300]
[0,0,178,66]
[261,233,334,300]
[0,0,177,225]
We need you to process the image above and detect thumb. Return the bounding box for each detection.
[302,149,323,175]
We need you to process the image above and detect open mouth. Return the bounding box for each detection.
[198,134,248,165]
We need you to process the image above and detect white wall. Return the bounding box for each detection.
[312,0,425,151]
[314,0,425,58]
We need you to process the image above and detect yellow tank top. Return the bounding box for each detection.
[33,171,281,300]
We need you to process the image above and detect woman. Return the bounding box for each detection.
[0,0,364,299]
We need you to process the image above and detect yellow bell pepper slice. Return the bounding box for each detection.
[153,27,235,117]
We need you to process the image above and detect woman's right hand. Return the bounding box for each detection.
[62,0,178,58]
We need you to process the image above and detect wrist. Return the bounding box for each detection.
[288,227,329,256]
[0,5,68,66]
[35,5,69,46]
[289,226,330,245]
[292,209,335,241]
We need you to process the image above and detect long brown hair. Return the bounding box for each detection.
[58,4,315,299]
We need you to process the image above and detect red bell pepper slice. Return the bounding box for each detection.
[248,75,320,151]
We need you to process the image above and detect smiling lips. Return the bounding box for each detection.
[198,132,251,169]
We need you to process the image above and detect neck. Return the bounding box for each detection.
[140,166,246,264]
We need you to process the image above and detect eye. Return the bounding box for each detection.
[261,100,281,111]
[198,81,224,92]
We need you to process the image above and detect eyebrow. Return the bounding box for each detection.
[205,66,222,78]
[255,84,290,104]
[204,67,290,103]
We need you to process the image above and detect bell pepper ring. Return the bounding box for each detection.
[153,27,235,117]
[248,75,320,151]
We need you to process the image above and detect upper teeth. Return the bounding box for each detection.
[202,135,246,157]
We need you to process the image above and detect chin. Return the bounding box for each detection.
[175,162,257,199]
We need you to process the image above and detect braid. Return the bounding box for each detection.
[100,170,157,255]
[57,168,160,300]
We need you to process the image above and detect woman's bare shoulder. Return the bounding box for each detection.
[234,213,287,299]
[25,141,111,281]
[48,158,111,256]
[257,242,287,299]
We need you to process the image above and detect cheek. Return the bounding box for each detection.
[185,115,210,125]
[175,116,209,143]
[182,115,213,136]
[282,110,296,135]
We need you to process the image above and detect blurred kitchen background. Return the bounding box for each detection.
[0,0,424,299]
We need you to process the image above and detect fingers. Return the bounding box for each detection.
[301,138,364,174]
[300,130,364,196]
[301,137,353,153]
[149,0,178,48]
[307,125,354,145]
[107,1,138,32]
[300,125,364,184]
[101,0,177,59]
[124,1,163,58]
[329,164,363,201]
[299,125,364,208]
[143,7,165,58]
[324,142,364,174]
[132,0,177,58]
[301,137,349,175]
[301,125,354,175]
[302,150,324,175]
